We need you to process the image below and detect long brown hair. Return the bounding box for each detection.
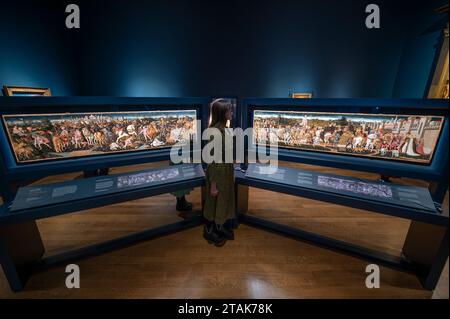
[209,99,231,129]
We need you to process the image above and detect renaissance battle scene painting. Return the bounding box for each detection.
[253,110,444,164]
[2,110,197,163]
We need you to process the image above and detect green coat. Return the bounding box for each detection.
[203,162,235,225]
[203,128,236,225]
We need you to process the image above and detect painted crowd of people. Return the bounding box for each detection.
[253,116,431,161]
[7,114,196,162]
[317,176,393,199]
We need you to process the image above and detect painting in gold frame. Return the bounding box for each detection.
[291,92,312,99]
[253,110,444,165]
[3,85,52,97]
[2,110,197,164]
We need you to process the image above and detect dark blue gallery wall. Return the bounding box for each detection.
[0,1,78,96]
[74,0,447,98]
[0,0,446,98]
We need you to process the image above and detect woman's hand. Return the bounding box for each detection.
[210,182,219,197]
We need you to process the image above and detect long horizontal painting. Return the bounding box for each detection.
[253,110,444,164]
[3,110,197,164]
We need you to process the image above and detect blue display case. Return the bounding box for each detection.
[240,98,449,202]
[0,97,210,202]
[237,98,449,290]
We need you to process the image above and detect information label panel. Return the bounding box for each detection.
[10,164,204,212]
[245,164,437,212]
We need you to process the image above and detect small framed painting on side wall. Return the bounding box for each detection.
[2,85,52,97]
[290,92,312,99]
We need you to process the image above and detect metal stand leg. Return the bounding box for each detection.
[0,181,18,204]
[402,221,449,290]
[0,221,45,291]
[429,180,449,204]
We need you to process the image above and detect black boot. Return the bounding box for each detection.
[203,222,227,247]
[83,170,98,178]
[176,196,193,211]
[217,223,235,240]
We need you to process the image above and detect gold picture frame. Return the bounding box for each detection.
[252,110,444,165]
[291,92,312,99]
[2,110,197,164]
[3,85,52,97]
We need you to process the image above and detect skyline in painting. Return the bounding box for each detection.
[253,110,444,164]
[3,110,197,164]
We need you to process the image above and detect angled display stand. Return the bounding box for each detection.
[0,164,205,291]
[237,98,449,290]
[0,97,210,291]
